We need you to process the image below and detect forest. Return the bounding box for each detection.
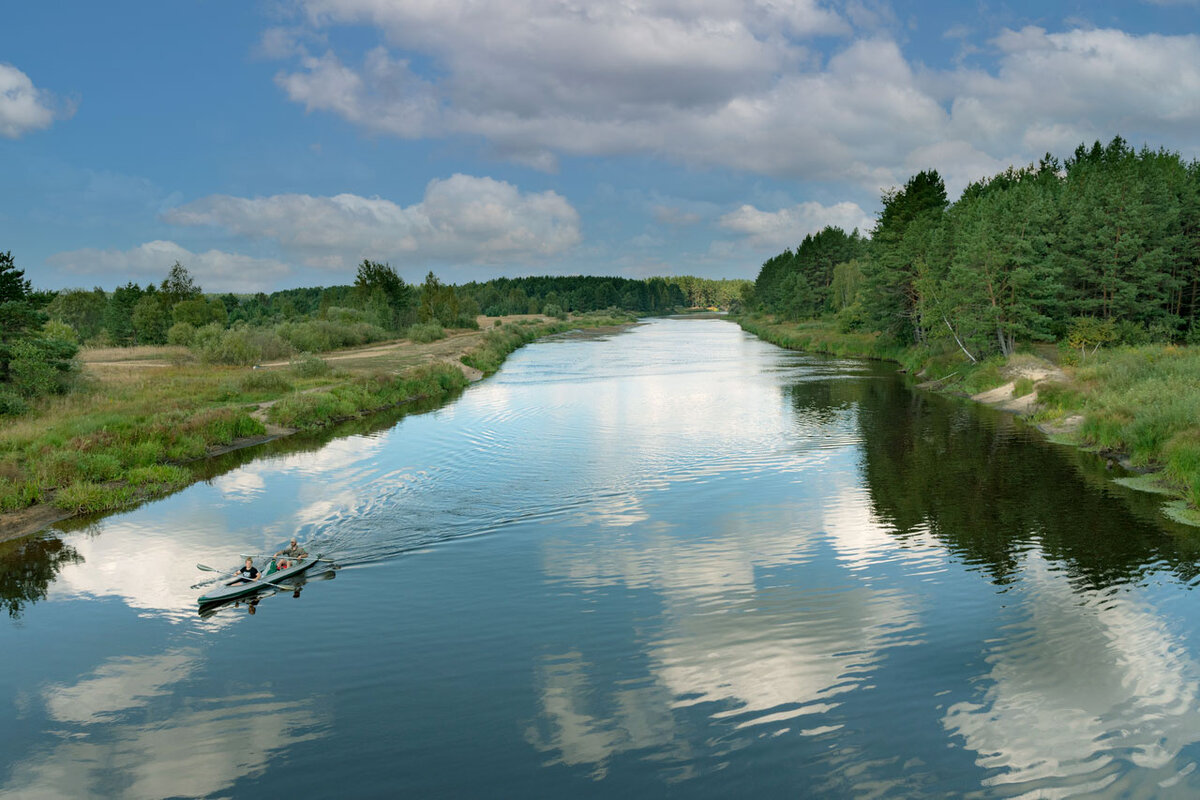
[748,137,1200,361]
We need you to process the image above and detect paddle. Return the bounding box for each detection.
[240,553,332,564]
[195,563,295,592]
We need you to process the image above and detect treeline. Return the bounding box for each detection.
[43,268,745,353]
[1,251,747,415]
[750,136,1200,359]
[458,274,746,316]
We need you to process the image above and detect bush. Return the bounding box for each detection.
[167,321,197,346]
[275,318,389,353]
[9,338,77,398]
[407,322,445,343]
[290,352,331,378]
[1012,377,1035,398]
[237,369,292,393]
[43,319,78,343]
[191,323,225,353]
[197,327,261,365]
[0,390,28,416]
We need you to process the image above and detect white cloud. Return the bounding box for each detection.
[45,241,291,292]
[267,6,1200,199]
[948,27,1200,153]
[164,174,581,269]
[0,63,69,138]
[719,200,874,246]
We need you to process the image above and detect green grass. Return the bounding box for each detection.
[735,315,905,362]
[268,363,469,429]
[1012,376,1035,398]
[53,481,136,514]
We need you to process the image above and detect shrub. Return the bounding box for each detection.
[43,319,78,343]
[290,352,331,378]
[9,338,77,398]
[191,323,225,354]
[275,318,389,353]
[407,322,445,343]
[197,327,261,365]
[237,369,292,393]
[167,322,197,346]
[1012,377,1035,398]
[0,390,28,416]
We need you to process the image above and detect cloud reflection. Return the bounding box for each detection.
[532,483,936,774]
[1,648,325,800]
[943,553,1200,794]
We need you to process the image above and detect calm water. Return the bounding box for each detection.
[4,317,1200,798]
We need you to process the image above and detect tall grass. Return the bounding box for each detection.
[735,316,905,362]
[1068,345,1200,469]
[268,364,468,429]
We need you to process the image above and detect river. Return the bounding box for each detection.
[3,316,1200,798]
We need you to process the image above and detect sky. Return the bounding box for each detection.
[3,1,1200,293]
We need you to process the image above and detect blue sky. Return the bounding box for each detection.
[3,1,1200,292]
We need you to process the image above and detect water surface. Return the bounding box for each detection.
[4,317,1200,798]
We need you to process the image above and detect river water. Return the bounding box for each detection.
[4,316,1200,798]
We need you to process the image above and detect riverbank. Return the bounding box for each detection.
[735,314,1200,527]
[0,312,633,542]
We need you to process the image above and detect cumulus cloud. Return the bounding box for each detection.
[719,200,874,247]
[948,27,1200,154]
[164,174,581,269]
[266,4,1200,197]
[0,63,70,138]
[45,241,291,292]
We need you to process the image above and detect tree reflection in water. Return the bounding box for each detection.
[786,369,1200,589]
[0,534,82,619]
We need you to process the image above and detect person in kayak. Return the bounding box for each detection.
[234,557,259,582]
[275,538,307,560]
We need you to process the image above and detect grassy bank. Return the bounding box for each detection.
[736,313,1200,525]
[0,312,633,536]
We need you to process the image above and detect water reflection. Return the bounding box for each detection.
[532,480,937,777]
[944,552,1200,795]
[526,651,691,781]
[0,534,82,620]
[1,648,325,800]
[853,375,1200,587]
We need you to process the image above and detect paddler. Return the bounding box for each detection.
[275,538,307,560]
[234,557,259,582]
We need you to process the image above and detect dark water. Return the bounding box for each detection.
[4,317,1200,798]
